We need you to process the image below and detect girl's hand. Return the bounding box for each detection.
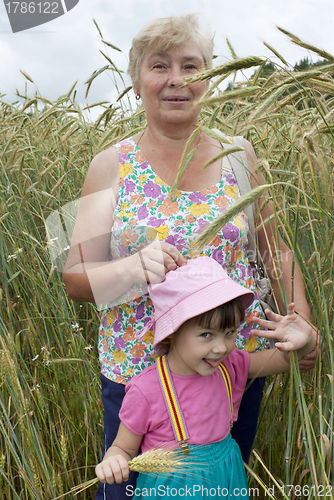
[130,239,187,284]
[95,454,130,485]
[251,303,316,356]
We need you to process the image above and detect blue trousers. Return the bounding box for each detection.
[95,374,265,500]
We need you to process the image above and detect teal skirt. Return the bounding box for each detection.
[133,434,249,499]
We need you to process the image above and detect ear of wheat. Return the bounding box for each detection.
[58,447,196,498]
[195,183,273,252]
[128,446,192,475]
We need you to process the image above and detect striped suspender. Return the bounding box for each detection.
[217,363,234,420]
[156,355,190,455]
[156,355,233,455]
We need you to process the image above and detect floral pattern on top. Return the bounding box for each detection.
[98,137,267,384]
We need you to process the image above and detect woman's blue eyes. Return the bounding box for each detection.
[201,332,211,338]
[152,64,198,71]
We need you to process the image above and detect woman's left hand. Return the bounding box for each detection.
[298,335,325,372]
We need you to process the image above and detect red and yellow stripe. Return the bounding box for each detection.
[157,355,189,443]
[218,363,233,419]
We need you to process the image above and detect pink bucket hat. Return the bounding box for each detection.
[137,256,254,347]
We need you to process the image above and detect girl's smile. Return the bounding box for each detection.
[167,319,237,376]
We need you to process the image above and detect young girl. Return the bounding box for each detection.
[95,256,315,499]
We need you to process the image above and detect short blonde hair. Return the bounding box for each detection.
[128,13,214,90]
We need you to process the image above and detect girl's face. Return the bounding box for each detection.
[167,319,237,376]
[135,40,207,129]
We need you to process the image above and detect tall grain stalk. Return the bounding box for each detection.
[0,75,143,497]
[191,38,334,496]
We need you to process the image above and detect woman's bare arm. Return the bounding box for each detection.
[244,139,310,320]
[63,147,120,302]
[63,148,186,305]
[243,140,324,370]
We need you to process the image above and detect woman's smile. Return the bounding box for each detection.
[162,96,190,103]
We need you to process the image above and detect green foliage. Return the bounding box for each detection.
[294,57,329,71]
[294,56,312,71]
[259,62,276,78]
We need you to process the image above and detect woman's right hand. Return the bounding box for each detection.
[95,454,130,485]
[130,240,187,284]
[63,146,187,301]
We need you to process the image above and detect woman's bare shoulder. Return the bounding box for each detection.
[243,139,257,170]
[82,147,119,197]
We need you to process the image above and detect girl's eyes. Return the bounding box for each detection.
[201,330,235,339]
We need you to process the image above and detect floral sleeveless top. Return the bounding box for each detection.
[98,137,267,384]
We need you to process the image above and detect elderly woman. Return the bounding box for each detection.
[63,14,314,500]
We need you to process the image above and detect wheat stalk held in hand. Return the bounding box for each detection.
[64,447,196,498]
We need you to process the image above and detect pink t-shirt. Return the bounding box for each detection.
[119,349,250,453]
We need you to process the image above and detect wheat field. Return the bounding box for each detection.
[0,28,333,499]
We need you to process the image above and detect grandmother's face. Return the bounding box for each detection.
[135,40,208,128]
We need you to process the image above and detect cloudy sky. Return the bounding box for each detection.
[1,0,333,117]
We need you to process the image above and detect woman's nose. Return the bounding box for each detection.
[168,67,184,88]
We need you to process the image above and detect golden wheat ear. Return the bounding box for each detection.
[128,447,187,474]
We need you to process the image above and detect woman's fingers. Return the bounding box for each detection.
[298,348,319,372]
[135,241,187,283]
[150,241,187,269]
[251,317,278,330]
[250,327,280,338]
[298,339,325,372]
[275,340,295,352]
[161,242,187,268]
[138,249,169,282]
